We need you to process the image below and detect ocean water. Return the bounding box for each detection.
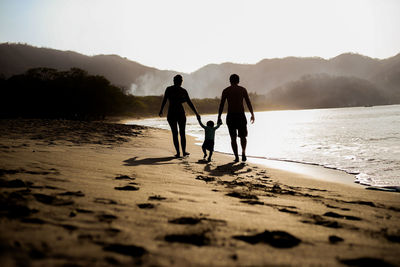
[127,104,400,188]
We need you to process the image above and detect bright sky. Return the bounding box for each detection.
[0,0,399,73]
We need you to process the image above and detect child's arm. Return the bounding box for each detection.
[214,121,222,130]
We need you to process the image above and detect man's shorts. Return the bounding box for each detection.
[202,139,215,151]
[226,113,247,138]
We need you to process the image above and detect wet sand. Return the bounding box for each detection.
[0,119,399,266]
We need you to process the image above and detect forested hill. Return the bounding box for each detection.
[0,43,174,90]
[1,43,399,108]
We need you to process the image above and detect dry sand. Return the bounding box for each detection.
[0,119,399,266]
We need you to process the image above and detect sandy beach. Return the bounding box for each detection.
[0,119,399,266]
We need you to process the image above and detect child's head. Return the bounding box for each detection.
[206,120,214,127]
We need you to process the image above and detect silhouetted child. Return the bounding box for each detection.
[198,118,222,162]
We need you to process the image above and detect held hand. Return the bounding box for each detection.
[250,115,255,124]
[196,114,201,121]
[159,111,163,117]
[217,118,223,125]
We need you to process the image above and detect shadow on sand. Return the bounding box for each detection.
[204,162,248,176]
[123,156,176,166]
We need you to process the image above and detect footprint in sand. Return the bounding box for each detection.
[60,224,78,231]
[195,175,216,183]
[164,232,211,246]
[137,203,156,209]
[339,257,395,267]
[76,208,94,213]
[325,204,351,211]
[94,198,118,205]
[169,217,203,225]
[241,200,264,205]
[168,216,227,226]
[114,185,139,191]
[301,214,342,229]
[278,208,298,214]
[45,177,69,183]
[0,179,29,188]
[21,217,46,224]
[323,211,361,221]
[58,191,85,197]
[97,214,118,222]
[115,175,135,181]
[102,243,147,258]
[226,191,259,200]
[148,195,167,201]
[233,230,301,248]
[33,193,74,206]
[329,235,344,244]
[0,191,37,218]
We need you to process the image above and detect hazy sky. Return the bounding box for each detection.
[1,0,399,73]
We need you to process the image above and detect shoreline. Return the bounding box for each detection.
[1,119,399,266]
[126,108,400,192]
[127,120,366,190]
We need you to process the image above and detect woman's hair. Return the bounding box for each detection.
[173,74,183,85]
[206,120,214,127]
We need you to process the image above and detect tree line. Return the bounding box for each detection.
[0,68,228,120]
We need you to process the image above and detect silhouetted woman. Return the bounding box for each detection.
[159,75,200,158]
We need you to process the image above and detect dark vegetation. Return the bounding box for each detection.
[0,68,132,119]
[0,67,226,119]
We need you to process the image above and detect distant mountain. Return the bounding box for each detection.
[0,43,174,89]
[259,74,387,110]
[1,43,399,107]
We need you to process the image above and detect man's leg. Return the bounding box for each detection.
[240,137,247,161]
[239,118,248,162]
[231,136,239,162]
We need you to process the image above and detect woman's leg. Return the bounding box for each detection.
[177,116,188,155]
[168,118,180,156]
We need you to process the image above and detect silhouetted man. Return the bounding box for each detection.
[218,74,255,162]
[159,75,200,158]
